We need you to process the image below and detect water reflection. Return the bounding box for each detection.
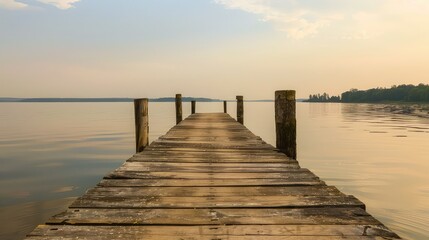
[0,198,75,240]
[303,103,429,239]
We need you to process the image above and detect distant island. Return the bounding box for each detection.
[306,84,429,103]
[0,97,276,103]
[0,97,221,102]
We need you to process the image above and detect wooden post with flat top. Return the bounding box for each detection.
[134,98,149,153]
[223,101,227,113]
[275,90,297,159]
[236,96,243,124]
[191,101,196,114]
[175,94,183,124]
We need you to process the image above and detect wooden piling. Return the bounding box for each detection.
[236,96,244,124]
[134,98,149,153]
[275,90,296,159]
[191,101,196,114]
[175,94,182,124]
[223,101,227,113]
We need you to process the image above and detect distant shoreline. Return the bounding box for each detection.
[305,101,429,104]
[2,98,427,104]
[305,101,429,118]
[306,84,429,103]
[0,97,281,103]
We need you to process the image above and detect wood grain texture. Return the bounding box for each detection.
[84,186,344,197]
[29,224,399,238]
[70,195,365,209]
[134,98,149,152]
[24,112,400,239]
[236,96,244,124]
[97,178,325,187]
[47,207,379,225]
[191,100,196,114]
[175,94,182,124]
[275,90,296,159]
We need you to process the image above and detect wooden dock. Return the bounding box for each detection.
[26,113,400,239]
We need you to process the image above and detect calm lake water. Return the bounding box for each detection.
[0,102,428,239]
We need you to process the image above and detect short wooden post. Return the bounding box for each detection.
[223,101,227,113]
[134,98,149,153]
[175,94,182,124]
[191,101,196,114]
[236,96,243,124]
[275,90,296,159]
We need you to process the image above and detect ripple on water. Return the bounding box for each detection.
[52,186,78,193]
[379,209,429,240]
[0,198,76,240]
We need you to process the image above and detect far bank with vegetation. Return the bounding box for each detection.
[306,84,429,103]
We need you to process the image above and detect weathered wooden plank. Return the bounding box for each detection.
[116,168,313,175]
[130,153,293,161]
[129,157,293,163]
[25,236,401,240]
[141,147,285,154]
[28,224,400,238]
[168,127,251,131]
[98,178,325,187]
[47,207,380,225]
[116,165,301,172]
[157,142,267,145]
[159,134,262,139]
[134,153,290,159]
[165,129,254,133]
[156,140,267,145]
[84,186,343,197]
[169,122,249,127]
[133,152,290,158]
[165,130,254,134]
[70,195,364,209]
[165,129,250,133]
[158,136,263,141]
[154,136,264,140]
[134,153,287,157]
[105,170,319,180]
[121,162,300,169]
[148,144,275,150]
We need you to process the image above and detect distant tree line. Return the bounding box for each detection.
[342,84,429,103]
[306,84,429,103]
[306,93,341,102]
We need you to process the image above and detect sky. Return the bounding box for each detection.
[1,0,428,99]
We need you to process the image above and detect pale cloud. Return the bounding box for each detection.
[382,0,429,14]
[214,0,341,39]
[0,0,28,10]
[344,0,429,40]
[214,0,429,39]
[341,12,383,40]
[37,0,80,9]
[0,0,80,10]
